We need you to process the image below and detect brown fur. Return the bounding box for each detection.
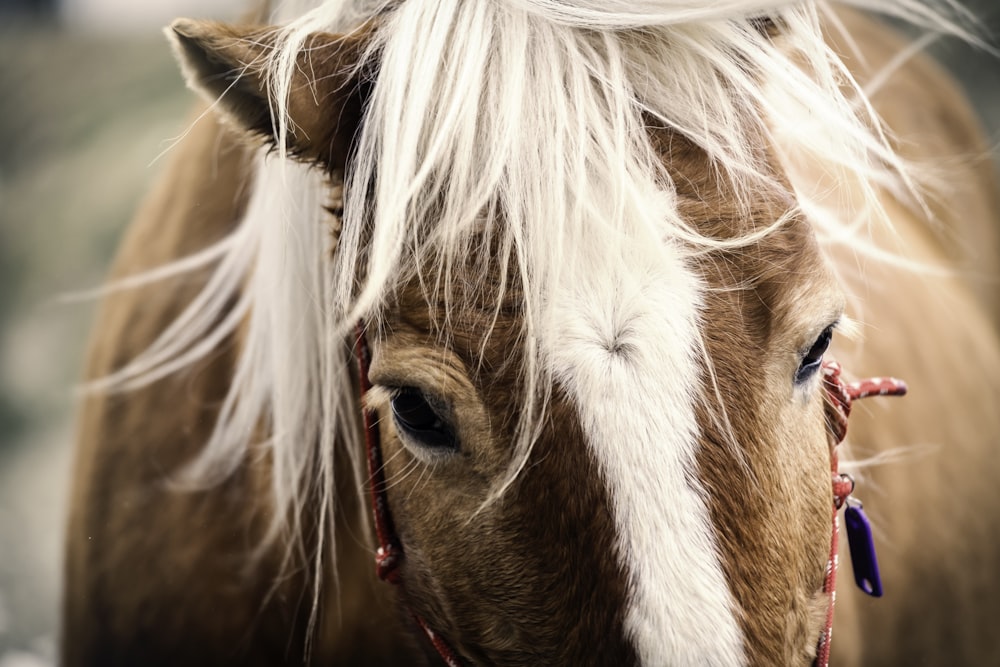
[62,8,1000,667]
[366,291,638,664]
[638,126,839,664]
[62,109,413,666]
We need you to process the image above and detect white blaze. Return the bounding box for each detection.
[544,232,745,666]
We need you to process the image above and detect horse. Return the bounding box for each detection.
[62,0,1000,665]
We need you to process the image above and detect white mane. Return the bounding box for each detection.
[94,0,978,626]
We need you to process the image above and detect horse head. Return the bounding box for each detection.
[165,9,854,663]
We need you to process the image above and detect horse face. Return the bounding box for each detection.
[174,21,842,666]
[362,140,842,666]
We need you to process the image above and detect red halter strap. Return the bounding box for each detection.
[814,360,907,667]
[354,324,467,667]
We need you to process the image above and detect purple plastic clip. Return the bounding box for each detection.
[844,500,883,597]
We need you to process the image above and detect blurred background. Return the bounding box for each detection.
[0,1,243,664]
[0,1,997,665]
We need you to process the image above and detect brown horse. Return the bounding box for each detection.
[63,1,1000,665]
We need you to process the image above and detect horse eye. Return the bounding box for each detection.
[795,325,834,384]
[390,388,457,450]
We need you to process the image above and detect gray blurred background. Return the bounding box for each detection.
[0,1,997,664]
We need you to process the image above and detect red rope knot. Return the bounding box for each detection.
[376,544,403,584]
[823,360,908,447]
[832,473,855,511]
[815,359,908,667]
[822,360,908,508]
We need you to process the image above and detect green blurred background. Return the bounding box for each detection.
[0,2,239,663]
[0,1,996,664]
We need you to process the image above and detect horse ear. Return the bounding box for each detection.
[167,19,368,170]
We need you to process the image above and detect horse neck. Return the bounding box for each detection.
[830,7,1000,326]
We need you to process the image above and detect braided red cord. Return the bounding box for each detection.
[355,324,467,666]
[355,323,403,584]
[815,361,906,667]
[815,507,840,667]
[412,614,467,667]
